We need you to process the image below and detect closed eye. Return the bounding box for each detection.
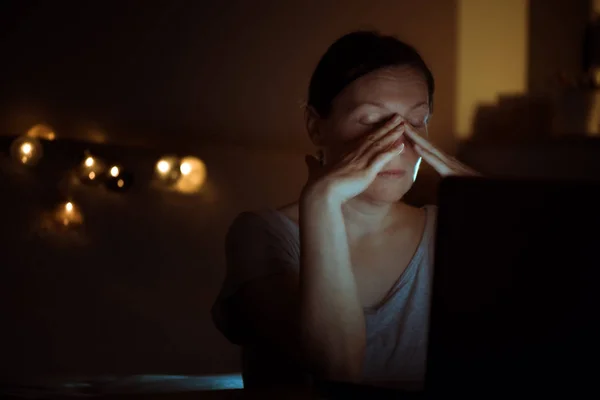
[358,116,388,128]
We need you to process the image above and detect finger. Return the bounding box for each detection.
[415,144,479,177]
[367,142,406,175]
[359,124,405,160]
[356,114,404,156]
[413,144,452,176]
[403,123,450,163]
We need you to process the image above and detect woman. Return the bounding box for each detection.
[212,31,477,391]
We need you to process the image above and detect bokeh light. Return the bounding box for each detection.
[26,124,56,141]
[154,156,181,185]
[78,153,105,184]
[10,136,43,166]
[55,200,83,227]
[180,161,192,176]
[173,156,207,194]
[157,160,170,174]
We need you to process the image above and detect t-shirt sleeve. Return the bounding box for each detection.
[211,211,299,344]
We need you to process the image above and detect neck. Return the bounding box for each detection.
[342,197,408,240]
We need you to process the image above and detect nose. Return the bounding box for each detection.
[391,133,411,150]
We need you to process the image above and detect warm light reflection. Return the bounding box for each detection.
[85,157,95,167]
[110,166,120,177]
[174,156,207,194]
[26,124,56,141]
[88,171,96,180]
[117,179,124,188]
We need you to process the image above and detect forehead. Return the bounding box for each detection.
[334,66,429,112]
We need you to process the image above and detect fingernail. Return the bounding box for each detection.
[397,143,405,153]
[392,115,403,124]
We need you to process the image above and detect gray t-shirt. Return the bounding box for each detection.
[212,205,437,390]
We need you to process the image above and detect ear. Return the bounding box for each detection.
[305,105,324,146]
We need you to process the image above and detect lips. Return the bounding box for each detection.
[377,169,406,178]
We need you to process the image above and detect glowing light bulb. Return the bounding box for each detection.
[174,156,207,194]
[20,142,32,155]
[85,157,95,167]
[48,201,84,228]
[180,162,192,176]
[157,160,171,174]
[11,136,43,166]
[110,166,120,177]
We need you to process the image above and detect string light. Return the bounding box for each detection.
[55,200,83,227]
[109,165,120,177]
[154,156,181,185]
[173,156,207,194]
[78,152,105,184]
[21,142,32,156]
[10,136,43,166]
[180,161,192,176]
[105,164,132,192]
[157,160,170,174]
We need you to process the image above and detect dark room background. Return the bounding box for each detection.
[0,0,596,384]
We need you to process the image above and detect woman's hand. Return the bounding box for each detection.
[302,115,406,205]
[403,123,480,177]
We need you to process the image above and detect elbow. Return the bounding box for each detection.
[321,355,363,383]
[303,341,364,383]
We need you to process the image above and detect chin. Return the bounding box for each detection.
[362,178,413,203]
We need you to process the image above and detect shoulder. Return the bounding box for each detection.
[228,209,297,239]
[422,204,438,237]
[226,209,300,260]
[422,205,438,262]
[424,204,438,217]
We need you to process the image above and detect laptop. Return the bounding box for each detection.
[425,176,600,396]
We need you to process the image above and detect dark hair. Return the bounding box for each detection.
[307,31,435,118]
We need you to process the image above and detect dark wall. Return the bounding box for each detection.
[0,0,458,152]
[528,0,591,92]
[0,141,306,381]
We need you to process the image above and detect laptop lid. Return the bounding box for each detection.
[425,177,600,396]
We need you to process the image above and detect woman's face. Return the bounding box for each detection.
[313,65,430,203]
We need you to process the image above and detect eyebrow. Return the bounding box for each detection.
[353,101,429,113]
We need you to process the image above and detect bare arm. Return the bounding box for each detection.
[224,202,364,382]
[298,190,365,381]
